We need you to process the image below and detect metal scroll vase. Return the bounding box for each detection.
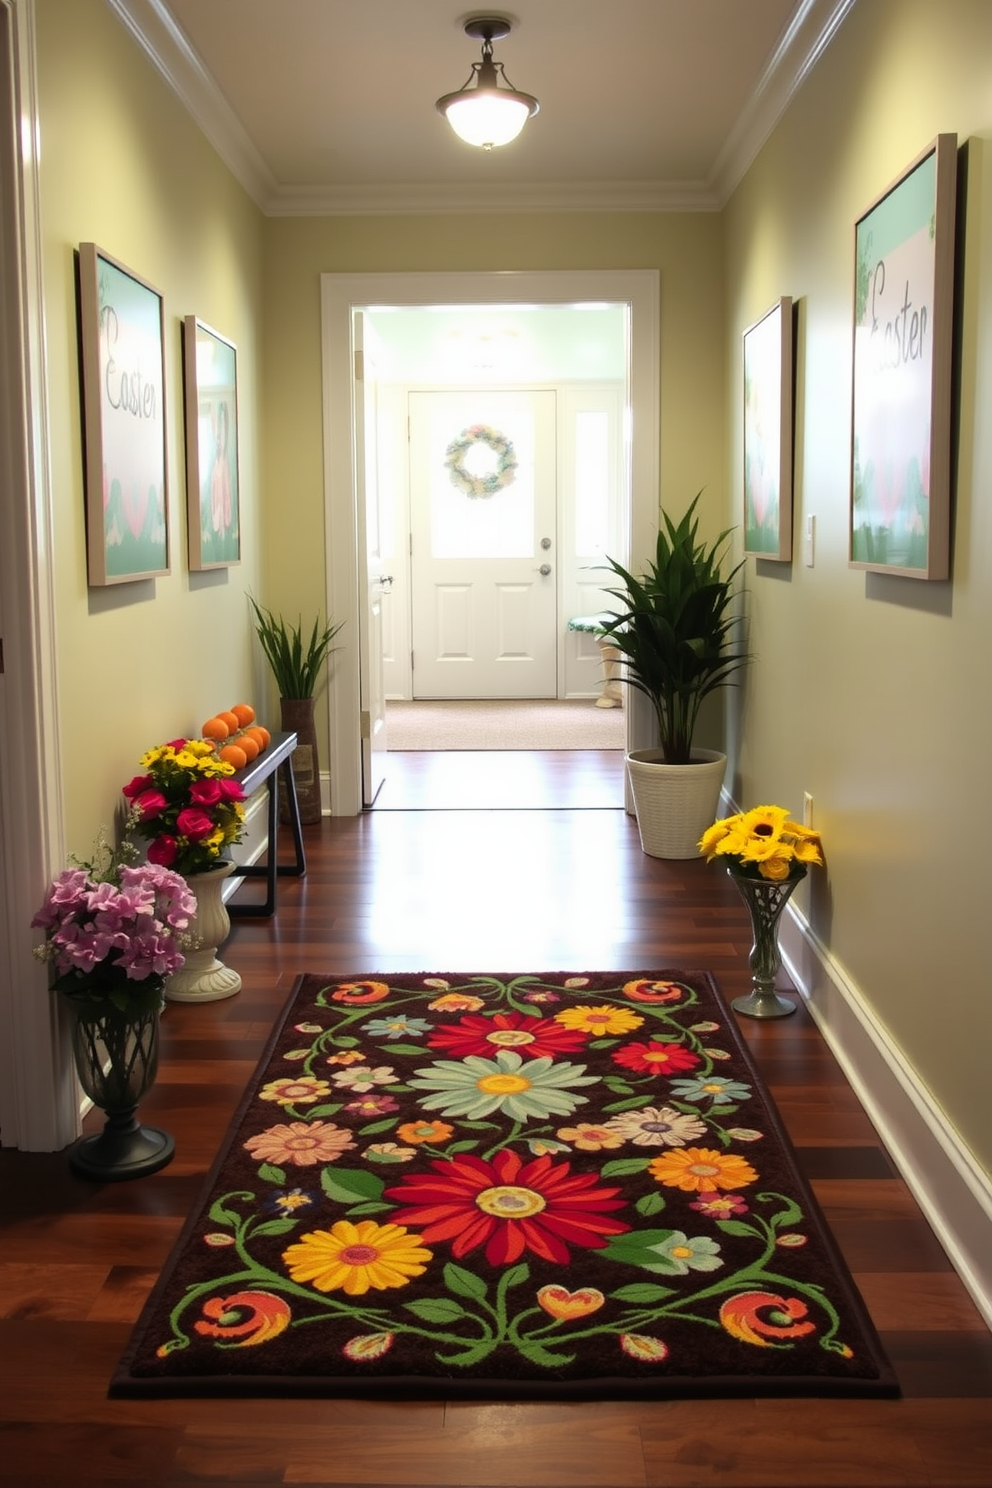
[729,868,804,1018]
[66,983,174,1180]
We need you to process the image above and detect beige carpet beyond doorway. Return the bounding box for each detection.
[386,699,626,751]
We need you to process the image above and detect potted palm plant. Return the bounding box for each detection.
[599,493,749,858]
[249,597,344,824]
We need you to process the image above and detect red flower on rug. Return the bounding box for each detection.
[621,979,685,1003]
[192,1290,291,1348]
[719,1291,818,1347]
[426,1010,589,1061]
[611,1040,703,1075]
[329,980,391,1004]
[384,1147,630,1266]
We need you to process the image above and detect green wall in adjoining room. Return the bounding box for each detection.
[723,0,992,1172]
[35,0,266,858]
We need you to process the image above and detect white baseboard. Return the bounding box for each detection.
[780,901,992,1332]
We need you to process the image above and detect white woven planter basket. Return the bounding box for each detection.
[625,748,727,860]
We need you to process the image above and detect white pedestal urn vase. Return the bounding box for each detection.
[165,861,241,1003]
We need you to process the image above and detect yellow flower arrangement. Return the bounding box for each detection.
[698,804,824,883]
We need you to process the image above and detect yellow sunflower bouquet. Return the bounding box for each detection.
[698,804,824,882]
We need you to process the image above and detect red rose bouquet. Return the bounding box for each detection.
[123,738,246,877]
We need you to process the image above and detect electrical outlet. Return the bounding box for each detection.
[803,792,814,828]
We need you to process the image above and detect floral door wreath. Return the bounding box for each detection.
[444,424,517,499]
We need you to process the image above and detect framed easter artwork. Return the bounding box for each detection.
[743,297,793,561]
[78,244,169,585]
[850,134,957,579]
[182,317,241,570]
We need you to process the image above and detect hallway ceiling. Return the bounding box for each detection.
[116,0,853,214]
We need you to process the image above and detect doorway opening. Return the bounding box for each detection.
[373,697,626,811]
[321,270,660,817]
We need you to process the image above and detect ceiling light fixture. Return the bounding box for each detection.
[436,16,539,150]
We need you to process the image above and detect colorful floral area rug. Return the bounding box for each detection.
[111,971,899,1400]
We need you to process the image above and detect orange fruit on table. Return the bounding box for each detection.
[237,733,260,762]
[231,703,255,727]
[202,716,229,741]
[218,710,240,733]
[218,743,248,770]
[254,725,271,748]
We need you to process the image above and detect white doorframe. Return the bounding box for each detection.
[321,269,660,817]
[0,0,78,1150]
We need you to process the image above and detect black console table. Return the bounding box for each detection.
[227,729,306,918]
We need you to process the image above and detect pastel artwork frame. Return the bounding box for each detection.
[743,297,793,562]
[78,243,169,586]
[183,316,241,571]
[850,134,957,580]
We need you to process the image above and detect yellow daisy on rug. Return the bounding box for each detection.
[554,1004,644,1036]
[282,1219,433,1295]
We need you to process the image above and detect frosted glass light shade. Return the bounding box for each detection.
[442,91,534,149]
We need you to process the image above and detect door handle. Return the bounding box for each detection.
[538,563,552,577]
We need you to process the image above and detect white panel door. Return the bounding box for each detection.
[354,314,388,805]
[409,389,557,698]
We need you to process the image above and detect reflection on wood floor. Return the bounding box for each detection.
[372,747,626,810]
[2,776,990,1487]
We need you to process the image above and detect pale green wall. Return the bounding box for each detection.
[260,212,725,750]
[36,0,265,855]
[723,0,992,1171]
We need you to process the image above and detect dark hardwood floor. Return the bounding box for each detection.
[2,752,990,1487]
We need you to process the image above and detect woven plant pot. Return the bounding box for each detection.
[625,748,727,859]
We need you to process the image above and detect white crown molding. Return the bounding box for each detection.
[267,179,721,217]
[107,0,277,206]
[709,0,858,205]
[108,0,853,217]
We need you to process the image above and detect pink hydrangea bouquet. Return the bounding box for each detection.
[699,804,824,882]
[122,738,246,877]
[32,835,196,1007]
